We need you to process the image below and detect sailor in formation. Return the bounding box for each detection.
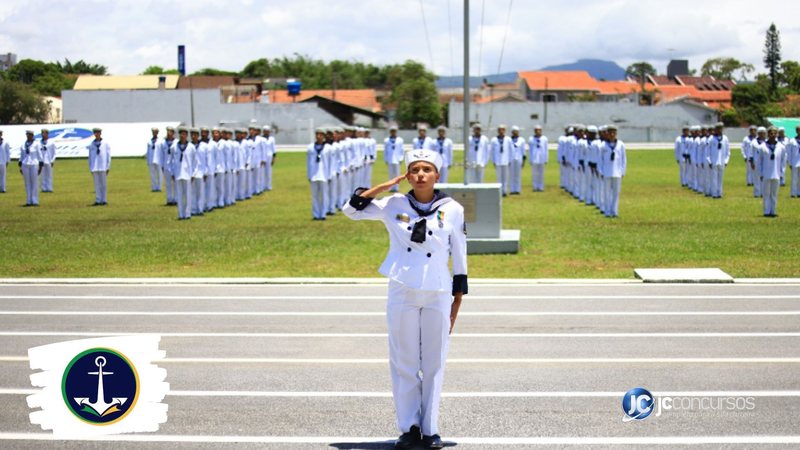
[490,124,511,196]
[146,127,162,192]
[741,125,757,187]
[755,126,788,217]
[307,127,331,220]
[789,126,800,198]
[158,126,177,205]
[599,125,626,218]
[262,125,276,191]
[190,128,207,215]
[528,125,549,192]
[675,126,691,187]
[412,125,434,151]
[18,130,43,206]
[677,123,729,198]
[466,124,489,183]
[0,130,9,193]
[172,127,196,220]
[87,127,111,206]
[384,126,405,192]
[508,126,525,195]
[433,126,453,183]
[39,129,56,193]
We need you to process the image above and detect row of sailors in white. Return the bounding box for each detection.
[751,127,796,216]
[558,125,627,218]
[673,123,731,198]
[409,125,455,185]
[147,125,277,219]
[307,126,378,220]
[741,125,799,197]
[3,130,57,206]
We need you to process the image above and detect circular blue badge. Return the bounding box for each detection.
[621,387,654,421]
[61,348,139,425]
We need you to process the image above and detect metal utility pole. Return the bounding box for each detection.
[463,0,469,184]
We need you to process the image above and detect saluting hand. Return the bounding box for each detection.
[449,293,462,335]
[359,174,406,198]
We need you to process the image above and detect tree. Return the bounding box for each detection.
[701,57,754,81]
[141,66,180,75]
[32,72,75,97]
[763,23,781,94]
[390,61,441,127]
[625,61,657,105]
[191,68,238,76]
[779,61,800,92]
[2,58,75,96]
[56,58,107,75]
[0,79,50,124]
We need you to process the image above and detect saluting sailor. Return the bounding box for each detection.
[433,126,453,183]
[0,130,10,193]
[146,127,162,192]
[343,148,467,450]
[39,129,56,193]
[528,125,548,192]
[508,125,525,194]
[19,130,43,206]
[466,124,489,183]
[87,127,111,206]
[384,126,405,192]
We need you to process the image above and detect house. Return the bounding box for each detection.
[73,75,180,90]
[517,71,602,102]
[266,89,382,113]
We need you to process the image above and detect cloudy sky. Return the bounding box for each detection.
[1,0,798,78]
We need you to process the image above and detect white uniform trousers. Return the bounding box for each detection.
[22,165,39,205]
[92,171,107,204]
[364,162,374,187]
[327,176,337,214]
[438,165,449,184]
[40,163,53,192]
[559,164,566,188]
[225,172,236,205]
[583,169,593,205]
[711,165,725,198]
[495,164,509,195]
[598,176,606,213]
[704,166,713,196]
[745,160,753,186]
[338,171,350,209]
[205,175,215,211]
[679,160,687,186]
[531,164,545,191]
[0,163,6,192]
[387,164,400,192]
[264,159,273,191]
[149,163,162,191]
[605,176,621,217]
[237,170,247,200]
[248,168,257,197]
[509,161,522,193]
[310,180,327,219]
[163,167,175,203]
[256,164,265,193]
[191,178,205,215]
[387,281,450,437]
[762,178,779,215]
[215,173,225,207]
[466,166,485,184]
[791,167,800,197]
[753,174,762,197]
[175,179,192,219]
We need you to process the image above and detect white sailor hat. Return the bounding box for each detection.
[235,128,247,134]
[533,124,542,130]
[606,125,618,131]
[200,126,210,132]
[714,122,724,128]
[437,125,447,132]
[389,125,398,131]
[511,125,520,132]
[315,127,326,134]
[768,126,778,132]
[25,129,34,134]
[177,126,188,133]
[598,125,607,132]
[151,127,159,132]
[690,125,700,131]
[567,126,574,133]
[587,125,598,133]
[757,126,767,133]
[406,149,443,172]
[92,127,102,132]
[778,126,785,132]
[418,124,428,131]
[472,123,482,130]
[748,125,757,130]
[248,124,258,130]
[497,124,507,130]
[166,126,175,131]
[262,125,271,131]
[190,128,200,134]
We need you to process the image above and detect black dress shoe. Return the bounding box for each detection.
[422,434,444,449]
[395,425,421,449]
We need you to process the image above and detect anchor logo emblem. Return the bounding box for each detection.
[62,348,139,425]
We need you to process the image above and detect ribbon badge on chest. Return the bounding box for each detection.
[437,210,444,228]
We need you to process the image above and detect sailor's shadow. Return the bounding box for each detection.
[329,441,457,449]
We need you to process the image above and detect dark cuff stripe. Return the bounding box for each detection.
[452,274,468,296]
[349,188,374,211]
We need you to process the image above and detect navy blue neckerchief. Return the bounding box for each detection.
[406,189,452,243]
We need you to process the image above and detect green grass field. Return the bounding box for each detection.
[1,150,798,278]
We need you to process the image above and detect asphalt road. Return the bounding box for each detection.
[0,282,799,449]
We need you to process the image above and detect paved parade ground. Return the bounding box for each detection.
[0,281,799,449]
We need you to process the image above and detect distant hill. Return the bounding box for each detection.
[435,72,518,89]
[538,59,627,81]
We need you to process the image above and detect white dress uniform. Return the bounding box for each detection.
[252,134,266,194]
[364,135,377,188]
[412,136,434,151]
[433,136,453,183]
[528,134,548,191]
[146,135,162,192]
[204,138,218,211]
[589,136,602,206]
[742,134,757,186]
[707,132,730,198]
[192,139,207,215]
[39,137,56,192]
[19,138,43,205]
[236,137,248,201]
[466,133,489,183]
[576,136,591,203]
[490,134,512,195]
[0,137,10,193]
[307,140,330,220]
[756,140,787,216]
[600,138,626,218]
[159,137,177,204]
[508,134,525,194]
[212,137,226,208]
[87,138,111,205]
[262,132,276,191]
[172,141,197,219]
[224,136,238,206]
[675,134,690,187]
[342,150,467,439]
[325,135,338,214]
[384,135,405,192]
[788,136,800,197]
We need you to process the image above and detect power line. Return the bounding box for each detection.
[496,0,513,75]
[448,0,455,76]
[477,0,486,78]
[419,0,435,73]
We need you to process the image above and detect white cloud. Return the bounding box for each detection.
[0,0,797,77]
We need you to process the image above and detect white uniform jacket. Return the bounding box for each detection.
[343,191,468,295]
[787,137,800,168]
[307,142,330,182]
[490,135,511,166]
[509,136,525,163]
[757,141,788,180]
[383,136,405,165]
[412,136,434,151]
[0,139,10,165]
[529,136,548,164]
[147,137,160,165]
[433,137,453,167]
[19,141,43,166]
[87,140,111,172]
[600,140,626,178]
[708,134,731,166]
[39,140,56,165]
[467,135,490,167]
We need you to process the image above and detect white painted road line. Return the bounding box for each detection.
[3,356,800,364]
[3,388,800,398]
[0,433,799,445]
[3,310,800,316]
[1,331,799,338]
[2,295,799,300]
